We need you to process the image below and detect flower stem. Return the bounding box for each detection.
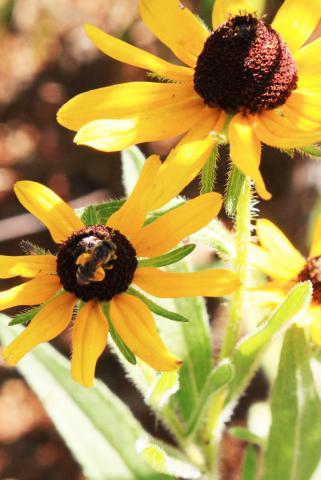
[224,165,246,217]
[202,177,252,476]
[201,147,219,194]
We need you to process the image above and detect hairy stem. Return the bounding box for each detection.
[201,147,219,194]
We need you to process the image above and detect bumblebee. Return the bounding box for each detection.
[75,237,117,286]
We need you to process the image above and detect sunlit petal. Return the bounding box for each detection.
[14,181,84,244]
[71,301,108,387]
[110,294,181,371]
[249,244,300,280]
[139,0,209,67]
[0,255,56,279]
[3,293,76,365]
[229,113,271,200]
[310,213,321,258]
[132,192,222,257]
[134,267,240,297]
[0,275,61,311]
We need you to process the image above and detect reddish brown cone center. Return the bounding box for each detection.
[298,256,321,304]
[194,14,298,114]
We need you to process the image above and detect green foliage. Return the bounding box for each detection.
[242,445,258,480]
[78,199,125,225]
[102,304,136,365]
[127,287,189,323]
[9,305,42,326]
[138,244,196,268]
[147,371,180,409]
[0,315,165,480]
[224,164,246,217]
[301,145,321,158]
[229,427,263,447]
[121,145,146,196]
[200,147,218,194]
[228,282,312,403]
[262,327,321,480]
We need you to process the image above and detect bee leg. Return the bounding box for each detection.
[92,266,106,282]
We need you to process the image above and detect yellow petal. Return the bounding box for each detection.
[0,274,61,311]
[83,24,193,82]
[2,293,76,365]
[249,244,300,280]
[309,307,321,345]
[283,104,321,131]
[134,267,240,297]
[286,90,321,124]
[58,82,195,132]
[0,255,56,279]
[309,213,321,257]
[294,36,321,76]
[228,113,271,200]
[14,181,84,244]
[131,192,222,257]
[248,281,290,307]
[256,219,305,277]
[110,293,181,371]
[251,111,321,149]
[148,108,226,210]
[74,96,204,152]
[212,0,257,30]
[272,0,321,53]
[107,155,161,238]
[139,0,209,67]
[71,301,108,387]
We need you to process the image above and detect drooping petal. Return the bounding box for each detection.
[2,293,76,365]
[283,104,321,131]
[83,24,193,82]
[58,82,195,132]
[309,307,321,345]
[228,113,271,200]
[251,111,321,149]
[148,108,226,210]
[139,0,209,67]
[285,90,321,124]
[295,36,321,76]
[71,301,108,387]
[74,96,204,152]
[134,267,240,297]
[248,281,290,307]
[309,213,321,258]
[110,293,181,371]
[255,219,305,277]
[249,244,300,280]
[131,192,222,257]
[0,275,61,311]
[272,0,321,53]
[212,0,257,30]
[0,255,56,279]
[107,155,161,238]
[14,181,84,244]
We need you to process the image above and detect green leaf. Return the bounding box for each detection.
[263,326,321,480]
[301,145,321,157]
[137,440,201,479]
[191,218,235,260]
[147,371,179,409]
[121,145,146,196]
[224,164,246,217]
[200,147,218,194]
[229,427,263,446]
[103,304,136,365]
[228,282,312,403]
[81,205,99,225]
[0,315,165,480]
[185,360,234,436]
[9,305,42,326]
[127,287,189,323]
[138,244,196,268]
[76,200,125,226]
[242,445,258,480]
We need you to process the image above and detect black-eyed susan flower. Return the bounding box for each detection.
[0,156,240,387]
[58,0,321,203]
[249,216,321,345]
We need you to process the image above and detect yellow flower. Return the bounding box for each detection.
[0,156,240,387]
[249,215,321,344]
[57,0,321,203]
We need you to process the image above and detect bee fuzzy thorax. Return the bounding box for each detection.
[56,225,137,301]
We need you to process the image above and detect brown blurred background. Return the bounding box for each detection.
[0,0,320,478]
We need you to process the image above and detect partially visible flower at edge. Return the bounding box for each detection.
[0,156,240,387]
[57,0,321,203]
[249,215,321,344]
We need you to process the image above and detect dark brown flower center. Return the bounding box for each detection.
[56,225,137,302]
[194,14,298,114]
[297,256,321,304]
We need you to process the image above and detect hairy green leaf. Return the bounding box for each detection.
[9,305,42,326]
[147,371,179,409]
[138,244,196,268]
[229,427,263,446]
[242,445,258,480]
[263,327,321,480]
[225,164,246,217]
[103,303,136,365]
[81,205,99,225]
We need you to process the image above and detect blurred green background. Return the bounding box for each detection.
[0,0,320,478]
